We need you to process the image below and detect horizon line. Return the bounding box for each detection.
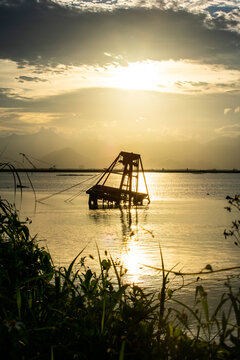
[1,168,240,174]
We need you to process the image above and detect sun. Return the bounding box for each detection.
[110,61,159,91]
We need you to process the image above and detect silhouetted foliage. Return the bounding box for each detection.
[224,195,240,247]
[0,198,240,359]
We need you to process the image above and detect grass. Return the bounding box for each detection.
[0,197,240,359]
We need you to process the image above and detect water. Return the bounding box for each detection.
[1,171,240,308]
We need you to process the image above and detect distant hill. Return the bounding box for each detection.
[0,128,63,165]
[141,137,240,170]
[40,148,87,169]
[0,128,239,169]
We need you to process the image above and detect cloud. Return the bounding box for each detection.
[0,77,240,142]
[0,108,60,135]
[1,1,240,69]
[224,108,232,115]
[0,88,32,106]
[16,76,47,83]
[215,124,240,137]
[207,7,240,33]
[0,110,29,134]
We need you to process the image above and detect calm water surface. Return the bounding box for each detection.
[1,171,240,306]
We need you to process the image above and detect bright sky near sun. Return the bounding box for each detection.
[2,58,240,98]
[0,0,240,168]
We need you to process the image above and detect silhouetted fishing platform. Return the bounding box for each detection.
[86,151,150,209]
[86,184,148,207]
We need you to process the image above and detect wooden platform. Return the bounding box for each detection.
[86,184,148,208]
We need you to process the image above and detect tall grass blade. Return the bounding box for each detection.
[119,340,126,360]
[96,243,106,334]
[110,254,121,290]
[16,288,21,319]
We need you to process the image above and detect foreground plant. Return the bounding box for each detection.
[0,198,240,359]
[224,195,240,247]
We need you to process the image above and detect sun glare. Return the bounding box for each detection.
[6,57,240,99]
[121,232,148,283]
[111,61,159,90]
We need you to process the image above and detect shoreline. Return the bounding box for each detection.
[1,168,240,173]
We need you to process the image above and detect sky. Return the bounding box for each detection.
[0,0,240,168]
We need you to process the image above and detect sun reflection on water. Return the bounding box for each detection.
[137,173,162,201]
[121,235,147,283]
[119,207,150,283]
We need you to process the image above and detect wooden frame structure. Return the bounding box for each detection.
[86,151,150,209]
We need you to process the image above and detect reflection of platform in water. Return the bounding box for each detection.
[86,151,150,209]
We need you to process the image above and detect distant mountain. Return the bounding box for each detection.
[142,137,240,169]
[40,148,87,169]
[0,128,63,165]
[0,128,239,169]
[0,128,117,168]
